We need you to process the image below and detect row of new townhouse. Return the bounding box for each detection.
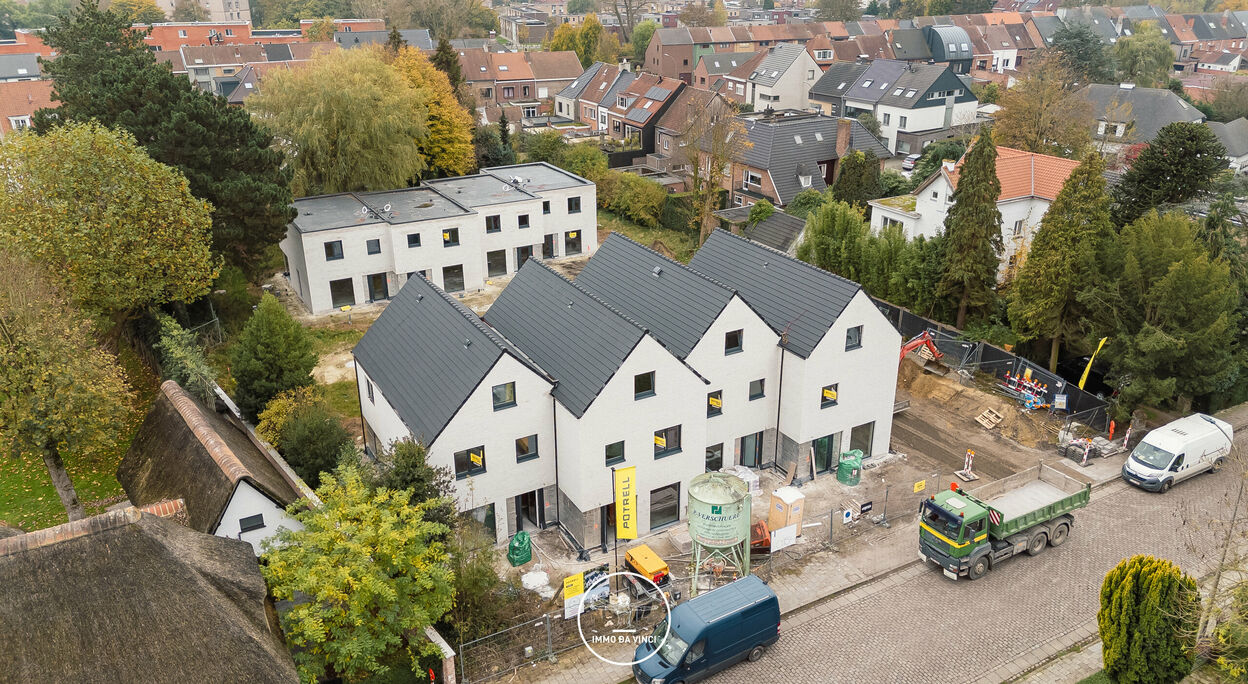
[352,229,901,549]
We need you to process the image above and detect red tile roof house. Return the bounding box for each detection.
[0,80,53,136]
[603,73,685,156]
[869,145,1080,279]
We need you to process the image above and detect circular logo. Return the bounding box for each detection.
[576,570,673,667]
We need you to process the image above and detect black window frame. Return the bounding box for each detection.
[649,481,680,528]
[845,325,863,351]
[443,228,460,247]
[542,200,551,215]
[567,196,582,214]
[821,383,838,408]
[324,240,344,261]
[366,238,381,255]
[749,378,765,400]
[707,390,723,417]
[705,443,723,471]
[634,371,655,399]
[491,381,517,410]
[605,440,625,466]
[454,446,487,479]
[518,213,530,229]
[725,329,743,355]
[515,434,539,463]
[654,424,682,458]
[442,264,465,293]
[407,233,421,248]
[486,215,502,233]
[367,380,375,404]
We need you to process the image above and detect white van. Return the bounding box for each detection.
[1122,413,1233,492]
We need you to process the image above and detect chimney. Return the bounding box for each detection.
[835,117,852,157]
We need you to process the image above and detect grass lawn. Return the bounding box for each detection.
[597,209,700,264]
[1077,671,1111,684]
[322,379,361,422]
[306,324,366,357]
[0,339,159,531]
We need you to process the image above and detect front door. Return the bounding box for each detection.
[516,490,540,530]
[516,245,534,265]
[367,273,389,301]
[740,432,762,468]
[813,432,842,474]
[543,234,557,259]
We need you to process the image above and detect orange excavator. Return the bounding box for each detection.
[899,331,944,365]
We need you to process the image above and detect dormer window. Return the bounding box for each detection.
[799,174,812,188]
[618,96,626,107]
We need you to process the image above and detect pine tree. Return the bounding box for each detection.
[229,293,316,421]
[496,110,516,164]
[386,26,405,53]
[1099,555,1198,683]
[432,37,465,94]
[1009,152,1115,371]
[830,150,882,210]
[37,1,292,274]
[939,128,1003,329]
[1113,122,1228,226]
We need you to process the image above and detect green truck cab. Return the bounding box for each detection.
[918,464,1091,580]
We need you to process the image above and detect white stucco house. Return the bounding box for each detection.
[745,42,821,113]
[117,381,311,555]
[868,146,1080,278]
[280,162,597,313]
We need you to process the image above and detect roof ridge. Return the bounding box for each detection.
[525,259,651,336]
[707,227,864,292]
[417,274,525,359]
[160,380,252,485]
[602,231,740,296]
[0,507,142,558]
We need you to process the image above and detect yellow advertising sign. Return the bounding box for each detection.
[614,466,638,540]
[563,572,584,600]
[470,450,483,466]
[442,232,451,241]
[708,396,722,408]
[913,479,926,493]
[654,434,666,448]
[823,387,837,401]
[569,231,578,238]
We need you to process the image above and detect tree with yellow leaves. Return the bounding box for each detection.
[391,46,476,179]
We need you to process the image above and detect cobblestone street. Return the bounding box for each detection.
[709,470,1241,684]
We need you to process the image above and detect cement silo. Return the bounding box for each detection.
[687,472,751,596]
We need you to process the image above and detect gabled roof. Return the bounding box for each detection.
[984,24,1018,51]
[599,68,637,108]
[180,44,266,67]
[226,61,309,104]
[117,382,304,535]
[698,51,756,75]
[727,49,768,80]
[842,59,909,104]
[526,50,584,81]
[335,28,433,50]
[655,27,693,46]
[1027,14,1065,47]
[1208,117,1248,157]
[1005,23,1036,50]
[354,269,551,446]
[688,229,862,359]
[0,80,52,135]
[485,260,650,418]
[656,86,721,133]
[889,28,932,61]
[1079,83,1205,141]
[0,509,298,682]
[288,41,337,59]
[154,50,186,73]
[713,207,808,253]
[1193,50,1240,66]
[492,51,536,81]
[1061,8,1120,44]
[748,43,808,87]
[459,49,493,81]
[575,233,739,359]
[556,61,605,100]
[809,61,870,101]
[946,146,1081,201]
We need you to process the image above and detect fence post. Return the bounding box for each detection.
[545,614,555,663]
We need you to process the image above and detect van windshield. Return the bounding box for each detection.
[1132,442,1176,470]
[652,618,689,667]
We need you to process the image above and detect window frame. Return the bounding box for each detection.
[567,196,582,214]
[238,514,265,533]
[324,240,344,261]
[407,233,421,248]
[654,424,682,458]
[443,228,460,247]
[749,378,765,400]
[542,200,551,215]
[634,371,655,399]
[367,380,375,404]
[515,434,539,463]
[454,446,487,479]
[605,440,625,466]
[491,381,517,410]
[724,329,744,355]
[366,238,381,255]
[845,325,863,351]
[486,215,502,233]
[821,383,838,408]
[518,213,530,229]
[707,390,723,417]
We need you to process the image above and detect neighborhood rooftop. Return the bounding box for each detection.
[689,229,861,359]
[481,162,593,192]
[422,173,539,208]
[354,273,551,446]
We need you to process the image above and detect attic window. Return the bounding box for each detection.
[794,135,802,144]
[799,174,812,188]
[480,66,487,71]
[499,65,508,71]
[771,70,779,77]
[244,82,253,89]
[949,42,957,50]
[1123,29,1132,36]
[879,81,888,89]
[905,89,916,97]
[194,58,204,64]
[892,87,903,95]
[837,81,847,89]
[643,101,651,108]
[862,79,873,87]
[961,43,969,50]
[814,132,823,141]
[239,514,265,533]
[1001,41,1009,46]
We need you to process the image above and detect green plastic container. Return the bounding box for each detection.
[507,531,532,567]
[837,450,864,486]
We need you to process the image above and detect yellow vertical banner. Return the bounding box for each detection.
[614,466,638,540]
[1080,337,1108,390]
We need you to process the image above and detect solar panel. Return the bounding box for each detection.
[626,109,650,123]
[644,86,672,100]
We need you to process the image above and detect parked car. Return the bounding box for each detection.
[632,575,780,683]
[1121,413,1233,493]
[901,153,922,170]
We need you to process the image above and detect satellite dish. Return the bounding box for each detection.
[383,203,392,212]
[358,206,368,216]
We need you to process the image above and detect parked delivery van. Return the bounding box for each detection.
[1122,413,1233,493]
[633,575,780,684]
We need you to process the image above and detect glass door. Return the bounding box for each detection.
[740,432,762,468]
[813,432,842,474]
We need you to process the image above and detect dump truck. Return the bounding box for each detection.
[918,463,1091,580]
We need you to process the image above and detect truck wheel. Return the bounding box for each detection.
[1049,523,1070,547]
[968,556,989,580]
[1211,458,1226,474]
[1160,480,1172,493]
[1026,530,1048,556]
[748,645,766,662]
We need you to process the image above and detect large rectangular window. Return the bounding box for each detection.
[634,371,655,399]
[443,228,460,247]
[454,446,486,479]
[515,434,538,462]
[654,425,681,458]
[492,381,516,410]
[567,196,582,214]
[486,215,501,233]
[442,265,465,293]
[707,390,722,417]
[518,214,530,229]
[845,325,863,351]
[749,378,765,400]
[605,440,625,466]
[649,482,680,529]
[407,233,421,248]
[329,278,355,308]
[543,200,551,215]
[821,383,838,408]
[366,238,381,255]
[705,444,723,472]
[850,421,874,455]
[725,329,743,354]
[564,230,582,255]
[324,240,344,261]
[487,249,507,277]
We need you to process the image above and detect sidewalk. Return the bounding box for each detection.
[525,456,1127,684]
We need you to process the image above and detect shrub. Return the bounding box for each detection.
[1098,555,1199,683]
[279,402,353,488]
[607,171,667,227]
[785,188,827,220]
[212,266,259,334]
[559,143,608,180]
[229,293,316,421]
[660,192,694,234]
[256,385,323,448]
[153,313,218,404]
[369,439,457,532]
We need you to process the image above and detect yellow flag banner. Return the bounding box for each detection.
[614,466,638,540]
[1080,337,1108,390]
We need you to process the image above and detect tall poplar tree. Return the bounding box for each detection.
[1009,152,1116,371]
[939,128,1003,329]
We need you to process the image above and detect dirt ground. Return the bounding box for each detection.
[313,349,356,384]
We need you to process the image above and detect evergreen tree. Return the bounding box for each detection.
[279,403,352,488]
[432,37,465,93]
[796,200,871,282]
[1113,122,1228,226]
[1051,22,1116,84]
[385,26,405,52]
[496,110,515,163]
[908,139,965,188]
[368,439,456,532]
[939,128,1003,328]
[229,293,316,421]
[830,150,882,209]
[37,0,293,274]
[892,234,947,320]
[785,188,827,220]
[1009,152,1115,371]
[1099,555,1198,682]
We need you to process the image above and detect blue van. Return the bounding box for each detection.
[632,575,780,684]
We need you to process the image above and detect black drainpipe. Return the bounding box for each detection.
[772,335,787,469]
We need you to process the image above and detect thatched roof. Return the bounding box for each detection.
[118,381,301,534]
[0,508,298,682]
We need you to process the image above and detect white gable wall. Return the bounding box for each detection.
[356,360,413,453]
[216,480,304,555]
